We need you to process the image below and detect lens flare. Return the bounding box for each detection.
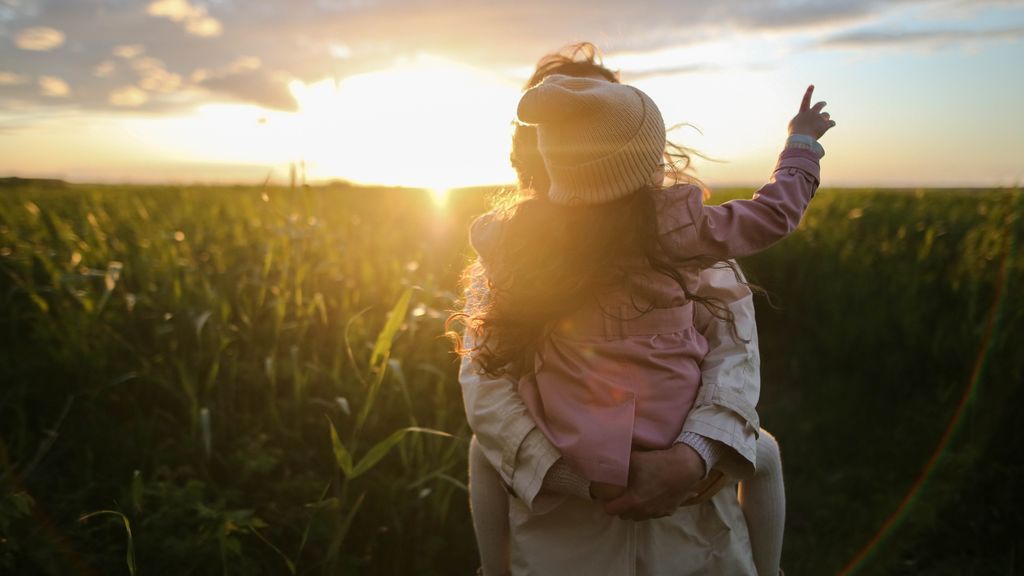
[839,196,1021,575]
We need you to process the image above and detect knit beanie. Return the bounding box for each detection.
[516,74,666,206]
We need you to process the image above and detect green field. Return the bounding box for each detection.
[1,180,1021,575]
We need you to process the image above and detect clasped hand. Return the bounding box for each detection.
[592,443,707,521]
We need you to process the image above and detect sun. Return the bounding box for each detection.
[288,54,520,189]
[428,187,451,208]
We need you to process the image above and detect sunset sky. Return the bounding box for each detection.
[1,0,1022,189]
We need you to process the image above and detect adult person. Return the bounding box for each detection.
[458,43,784,575]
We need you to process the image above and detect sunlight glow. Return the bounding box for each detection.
[630,68,788,180]
[5,37,1020,188]
[287,54,520,188]
[6,55,526,186]
[596,39,794,184]
[428,187,451,208]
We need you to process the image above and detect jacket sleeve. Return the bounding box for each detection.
[682,262,762,480]
[658,148,821,261]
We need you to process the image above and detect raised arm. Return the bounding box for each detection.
[658,85,834,261]
[657,147,819,260]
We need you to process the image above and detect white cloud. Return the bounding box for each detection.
[94,60,116,78]
[133,57,182,92]
[0,71,30,86]
[229,56,262,73]
[147,0,196,20]
[14,26,65,51]
[186,15,222,37]
[109,86,149,107]
[107,47,184,96]
[38,76,70,97]
[114,45,145,59]
[821,25,1024,50]
[147,0,223,38]
[329,43,353,59]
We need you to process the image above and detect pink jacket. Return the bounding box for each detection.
[472,148,820,486]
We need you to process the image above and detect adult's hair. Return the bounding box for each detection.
[511,43,619,194]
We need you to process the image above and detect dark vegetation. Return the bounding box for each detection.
[1,182,1021,574]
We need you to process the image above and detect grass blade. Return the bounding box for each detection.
[326,416,353,477]
[369,287,413,371]
[351,427,453,479]
[79,510,136,576]
[355,288,414,437]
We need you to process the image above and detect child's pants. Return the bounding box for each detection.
[469,435,511,576]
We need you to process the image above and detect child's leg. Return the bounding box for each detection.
[468,435,511,576]
[738,429,786,576]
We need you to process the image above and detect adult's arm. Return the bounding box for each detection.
[603,262,762,518]
[680,261,761,480]
[458,267,566,510]
[460,264,762,510]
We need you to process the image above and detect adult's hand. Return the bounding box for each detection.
[603,443,706,521]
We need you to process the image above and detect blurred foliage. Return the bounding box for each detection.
[0,181,1021,574]
[722,187,1024,575]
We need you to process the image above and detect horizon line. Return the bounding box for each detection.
[2,175,1019,191]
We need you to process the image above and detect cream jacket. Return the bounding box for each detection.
[459,264,762,574]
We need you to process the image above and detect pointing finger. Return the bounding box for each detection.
[800,85,814,112]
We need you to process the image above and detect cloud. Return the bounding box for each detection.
[0,72,30,86]
[620,63,723,81]
[185,14,221,37]
[109,86,149,107]
[13,26,65,51]
[147,0,222,37]
[93,60,116,78]
[114,45,146,59]
[197,69,297,111]
[272,0,930,67]
[821,25,1024,49]
[133,57,182,92]
[182,55,294,110]
[229,56,262,73]
[190,68,211,83]
[38,75,70,97]
[1,0,1021,117]
[329,43,353,60]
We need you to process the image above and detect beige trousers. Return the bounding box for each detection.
[507,482,757,575]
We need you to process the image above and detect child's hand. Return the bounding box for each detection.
[590,481,627,501]
[788,85,835,140]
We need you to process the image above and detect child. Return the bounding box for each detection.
[462,75,833,575]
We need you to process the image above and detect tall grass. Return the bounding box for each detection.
[0,182,485,574]
[1,181,1021,574]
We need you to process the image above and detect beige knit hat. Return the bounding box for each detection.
[516,74,666,206]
